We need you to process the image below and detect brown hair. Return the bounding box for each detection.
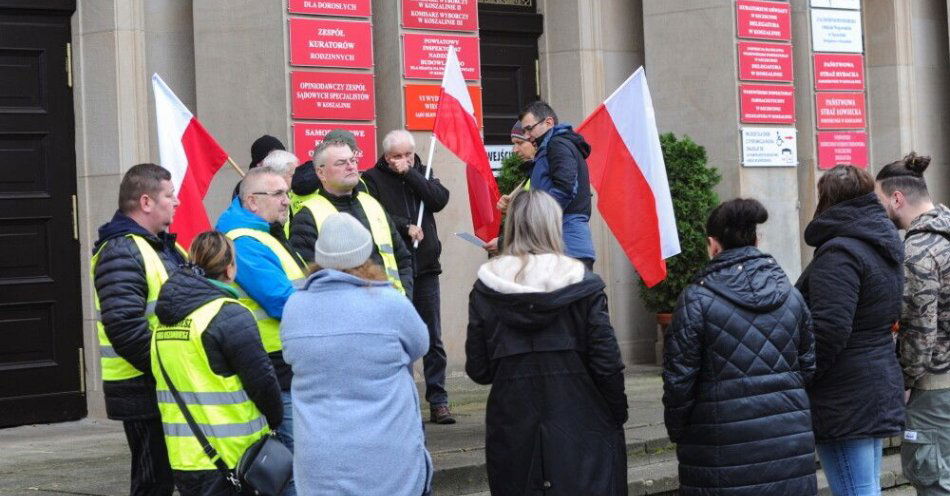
[307,260,388,282]
[875,152,931,202]
[815,165,875,216]
[118,163,171,214]
[189,231,235,281]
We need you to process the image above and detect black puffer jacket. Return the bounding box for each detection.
[663,246,817,495]
[466,261,627,495]
[92,211,187,420]
[289,189,414,298]
[362,154,450,277]
[796,192,906,442]
[155,267,283,430]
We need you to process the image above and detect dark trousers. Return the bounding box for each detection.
[413,273,448,407]
[174,470,241,496]
[122,418,175,496]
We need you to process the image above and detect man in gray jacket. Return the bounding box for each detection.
[876,152,950,495]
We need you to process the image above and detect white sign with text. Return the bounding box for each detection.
[811,8,863,53]
[742,127,798,167]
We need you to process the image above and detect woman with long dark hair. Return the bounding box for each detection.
[798,165,906,495]
[663,198,818,495]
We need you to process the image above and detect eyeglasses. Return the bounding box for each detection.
[251,190,289,199]
[522,120,545,132]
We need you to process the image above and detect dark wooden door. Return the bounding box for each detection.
[0,0,83,427]
[478,2,543,145]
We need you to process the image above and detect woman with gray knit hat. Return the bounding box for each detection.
[280,213,433,496]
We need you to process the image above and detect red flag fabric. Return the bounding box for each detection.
[432,47,501,242]
[152,74,229,248]
[578,68,680,287]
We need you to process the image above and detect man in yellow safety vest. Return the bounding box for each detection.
[216,165,306,496]
[289,140,414,298]
[91,163,186,496]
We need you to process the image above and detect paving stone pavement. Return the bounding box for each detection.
[0,366,914,495]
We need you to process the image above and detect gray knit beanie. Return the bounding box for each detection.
[313,213,373,270]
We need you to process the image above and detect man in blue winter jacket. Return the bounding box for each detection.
[518,101,596,269]
[216,166,307,496]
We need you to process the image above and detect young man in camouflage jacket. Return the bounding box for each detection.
[877,153,950,495]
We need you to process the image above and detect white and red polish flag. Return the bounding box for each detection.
[577,67,680,287]
[432,46,501,242]
[152,74,229,248]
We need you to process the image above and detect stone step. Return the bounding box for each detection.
[459,451,909,496]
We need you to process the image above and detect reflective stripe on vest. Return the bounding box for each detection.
[299,193,405,294]
[151,297,269,471]
[224,228,306,353]
[91,235,172,381]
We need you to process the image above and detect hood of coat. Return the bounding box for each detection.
[291,160,321,196]
[543,124,591,159]
[156,267,237,325]
[372,152,424,177]
[215,196,270,234]
[696,246,791,312]
[93,210,179,255]
[804,192,904,265]
[908,204,950,238]
[300,267,393,293]
[474,254,603,329]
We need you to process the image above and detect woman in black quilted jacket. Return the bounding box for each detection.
[663,198,818,496]
[796,165,906,496]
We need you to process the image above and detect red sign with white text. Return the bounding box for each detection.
[737,0,792,41]
[401,0,478,31]
[402,33,480,80]
[813,54,865,91]
[817,131,868,169]
[739,84,796,124]
[404,84,482,130]
[291,72,375,121]
[816,92,866,129]
[292,123,377,170]
[738,42,793,82]
[289,18,373,68]
[288,0,371,17]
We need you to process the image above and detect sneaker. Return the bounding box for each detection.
[430,405,456,424]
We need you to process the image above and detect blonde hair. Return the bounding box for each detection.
[502,190,565,281]
[307,260,388,282]
[189,231,235,281]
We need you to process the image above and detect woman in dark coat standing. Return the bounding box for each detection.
[796,165,906,495]
[466,190,628,496]
[663,198,818,496]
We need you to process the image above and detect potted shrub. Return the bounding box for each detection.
[497,152,528,195]
[639,133,720,365]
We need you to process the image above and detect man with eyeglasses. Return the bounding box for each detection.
[517,100,596,270]
[290,140,414,299]
[216,165,307,496]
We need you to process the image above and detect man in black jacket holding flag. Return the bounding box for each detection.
[362,129,455,424]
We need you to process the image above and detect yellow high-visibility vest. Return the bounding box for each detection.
[91,235,182,381]
[298,192,405,294]
[151,297,269,470]
[224,229,306,353]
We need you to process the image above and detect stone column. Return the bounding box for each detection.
[72,0,196,418]
[192,1,288,219]
[866,0,950,201]
[644,0,803,280]
[538,0,655,363]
